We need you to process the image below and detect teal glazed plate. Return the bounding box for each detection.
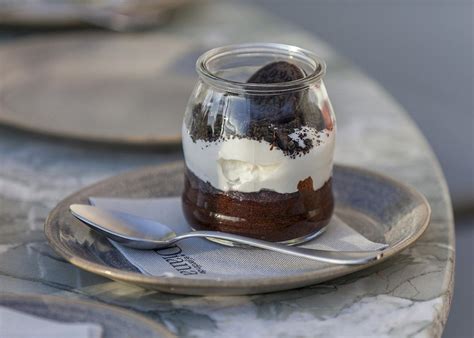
[44,162,430,296]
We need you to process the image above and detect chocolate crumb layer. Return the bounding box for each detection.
[182,167,334,242]
[187,61,329,157]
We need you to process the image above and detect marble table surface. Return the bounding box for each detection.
[0,2,454,337]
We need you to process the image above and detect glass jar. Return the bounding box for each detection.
[181,43,336,244]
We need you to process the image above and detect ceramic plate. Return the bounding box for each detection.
[0,0,194,28]
[44,162,430,295]
[0,293,174,338]
[0,33,204,145]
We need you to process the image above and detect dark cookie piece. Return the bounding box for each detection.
[247,61,305,124]
[245,61,323,156]
[249,92,300,123]
[247,61,305,83]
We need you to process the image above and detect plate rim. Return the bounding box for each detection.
[0,293,175,337]
[0,116,182,146]
[44,162,431,294]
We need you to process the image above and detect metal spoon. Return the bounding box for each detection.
[69,204,384,265]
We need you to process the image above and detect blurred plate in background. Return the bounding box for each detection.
[0,32,204,145]
[0,0,196,30]
[0,293,174,338]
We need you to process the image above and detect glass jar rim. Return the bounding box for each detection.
[196,43,326,94]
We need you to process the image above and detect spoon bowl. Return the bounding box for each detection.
[70,204,177,249]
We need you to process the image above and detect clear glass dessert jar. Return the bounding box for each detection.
[181,43,336,244]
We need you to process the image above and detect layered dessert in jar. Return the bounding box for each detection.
[181,43,336,244]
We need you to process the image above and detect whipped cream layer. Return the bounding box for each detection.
[182,126,336,194]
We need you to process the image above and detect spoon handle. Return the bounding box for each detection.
[173,231,383,265]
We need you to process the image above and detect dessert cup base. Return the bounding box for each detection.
[191,225,329,248]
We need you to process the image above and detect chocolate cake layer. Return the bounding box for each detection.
[181,167,334,242]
